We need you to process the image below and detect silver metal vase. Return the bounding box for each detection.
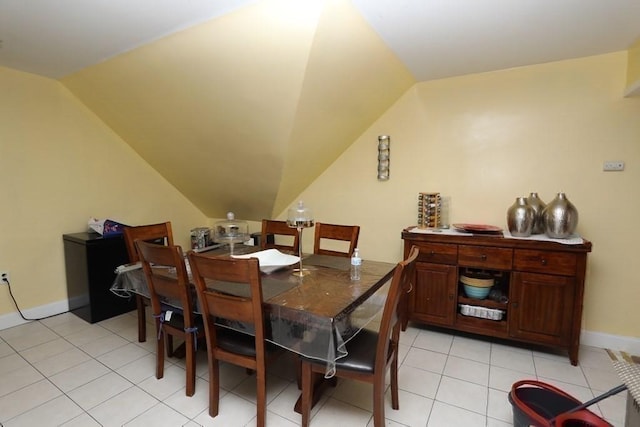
[507,197,535,237]
[542,192,578,238]
[526,192,546,234]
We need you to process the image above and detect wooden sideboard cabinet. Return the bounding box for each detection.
[402,228,592,365]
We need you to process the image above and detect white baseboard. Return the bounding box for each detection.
[581,329,640,355]
[2,299,639,357]
[0,295,88,331]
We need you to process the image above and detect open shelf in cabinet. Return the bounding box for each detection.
[457,267,509,325]
[458,267,509,303]
[455,313,508,335]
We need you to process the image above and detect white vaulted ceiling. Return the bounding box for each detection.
[2,0,639,81]
[1,0,639,219]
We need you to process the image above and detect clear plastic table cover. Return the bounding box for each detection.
[111,252,395,377]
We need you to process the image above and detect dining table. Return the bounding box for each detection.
[110,244,396,378]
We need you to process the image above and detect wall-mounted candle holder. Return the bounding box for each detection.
[377,135,390,180]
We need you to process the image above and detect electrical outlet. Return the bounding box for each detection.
[603,161,625,171]
[1,271,9,284]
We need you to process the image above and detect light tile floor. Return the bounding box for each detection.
[0,311,628,426]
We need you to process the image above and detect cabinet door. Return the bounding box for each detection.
[85,237,132,322]
[64,233,134,323]
[509,272,575,346]
[410,262,457,326]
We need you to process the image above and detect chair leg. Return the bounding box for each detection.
[185,334,196,397]
[400,293,410,331]
[300,361,313,427]
[137,295,147,342]
[156,328,165,380]
[256,361,267,427]
[209,356,220,417]
[372,378,386,427]
[391,355,399,410]
[166,335,174,357]
[296,358,302,389]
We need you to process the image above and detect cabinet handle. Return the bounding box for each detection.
[481,254,487,261]
[540,258,547,265]
[430,250,435,256]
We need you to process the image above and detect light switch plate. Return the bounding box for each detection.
[603,161,624,171]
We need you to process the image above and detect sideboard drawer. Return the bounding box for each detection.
[458,245,513,270]
[414,242,458,265]
[514,249,577,276]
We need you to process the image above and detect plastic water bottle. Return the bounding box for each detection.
[350,248,361,281]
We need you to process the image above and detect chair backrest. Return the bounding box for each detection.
[313,222,360,258]
[135,240,197,328]
[374,246,419,373]
[260,219,300,254]
[188,252,268,364]
[123,222,174,263]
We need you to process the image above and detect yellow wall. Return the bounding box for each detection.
[0,67,208,320]
[60,0,414,221]
[2,51,639,343]
[295,52,640,339]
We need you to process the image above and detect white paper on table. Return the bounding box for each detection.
[232,249,300,274]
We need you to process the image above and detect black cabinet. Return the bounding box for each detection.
[63,232,135,323]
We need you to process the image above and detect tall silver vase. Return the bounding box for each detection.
[507,197,535,237]
[526,192,546,234]
[542,192,578,238]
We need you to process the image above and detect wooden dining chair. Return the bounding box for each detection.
[313,222,360,257]
[123,222,174,343]
[260,219,300,254]
[188,252,276,427]
[299,245,419,427]
[136,240,204,397]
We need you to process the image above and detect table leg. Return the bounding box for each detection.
[294,371,337,414]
